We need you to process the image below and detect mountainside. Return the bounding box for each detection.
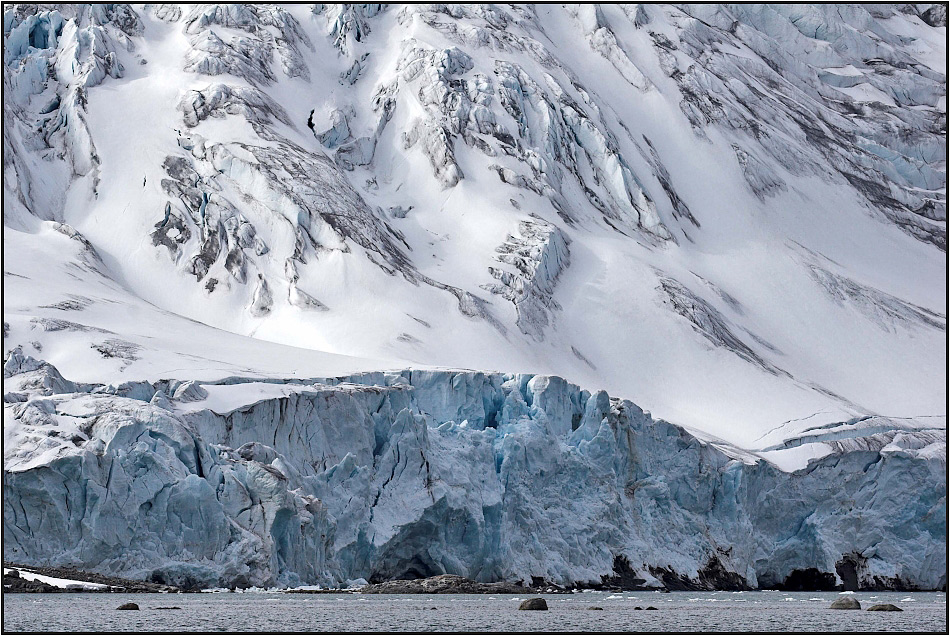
[3,4,947,590]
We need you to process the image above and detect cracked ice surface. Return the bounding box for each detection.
[3,354,945,590]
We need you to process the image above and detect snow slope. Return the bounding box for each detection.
[3,4,945,448]
[2,3,946,590]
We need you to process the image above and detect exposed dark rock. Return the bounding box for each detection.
[658,277,785,376]
[836,553,863,591]
[518,598,548,610]
[920,5,947,27]
[697,556,750,591]
[771,557,923,592]
[360,574,531,595]
[775,568,839,591]
[3,562,179,593]
[587,606,604,610]
[148,569,204,592]
[647,556,749,591]
[116,602,139,610]
[3,573,61,593]
[857,576,920,592]
[599,555,648,590]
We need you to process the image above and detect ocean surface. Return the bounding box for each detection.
[3,590,946,632]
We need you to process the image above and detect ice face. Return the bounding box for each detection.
[3,359,945,590]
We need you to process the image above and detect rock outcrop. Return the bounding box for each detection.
[360,574,530,594]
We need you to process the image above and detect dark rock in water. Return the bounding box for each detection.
[518,598,548,610]
[360,574,531,595]
[634,606,643,610]
[587,606,604,610]
[829,596,861,610]
[116,603,139,610]
[866,604,902,612]
[645,606,658,610]
[154,607,182,610]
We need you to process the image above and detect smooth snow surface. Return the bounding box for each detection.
[3,4,945,448]
[4,567,109,591]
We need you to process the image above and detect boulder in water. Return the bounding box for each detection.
[116,602,139,610]
[829,596,861,610]
[866,604,902,612]
[518,598,548,610]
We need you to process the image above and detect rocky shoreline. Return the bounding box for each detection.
[3,563,180,593]
[358,574,537,595]
[4,567,938,596]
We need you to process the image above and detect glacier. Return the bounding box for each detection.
[4,3,945,440]
[3,350,945,590]
[2,3,946,592]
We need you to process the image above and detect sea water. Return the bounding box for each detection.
[3,590,946,632]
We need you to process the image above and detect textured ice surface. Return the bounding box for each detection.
[3,4,944,443]
[4,359,945,590]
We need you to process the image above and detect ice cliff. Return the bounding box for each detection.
[4,352,945,590]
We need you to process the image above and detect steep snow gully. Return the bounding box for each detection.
[2,4,946,591]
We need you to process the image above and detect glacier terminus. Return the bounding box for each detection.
[2,4,946,592]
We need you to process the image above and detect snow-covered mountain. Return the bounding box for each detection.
[3,4,946,590]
